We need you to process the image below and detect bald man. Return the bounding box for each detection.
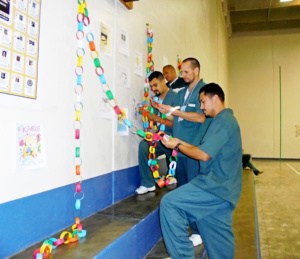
[163,64,187,92]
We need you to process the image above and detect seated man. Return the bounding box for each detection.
[136,71,177,195]
[242,154,263,175]
[160,83,242,258]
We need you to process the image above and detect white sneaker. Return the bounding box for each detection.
[135,185,156,195]
[189,234,203,246]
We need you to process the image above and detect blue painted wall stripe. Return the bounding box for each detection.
[0,166,139,258]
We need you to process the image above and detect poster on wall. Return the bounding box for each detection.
[0,0,41,99]
[117,108,129,136]
[118,65,130,88]
[98,89,113,120]
[0,0,11,23]
[17,123,46,170]
[134,51,143,77]
[100,22,112,56]
[118,28,129,56]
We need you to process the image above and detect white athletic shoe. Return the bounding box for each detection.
[135,185,156,195]
[189,234,203,246]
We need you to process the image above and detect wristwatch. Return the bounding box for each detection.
[174,143,182,152]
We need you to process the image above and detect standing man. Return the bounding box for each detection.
[159,58,209,187]
[159,58,210,246]
[160,83,243,259]
[135,71,177,195]
[163,64,187,92]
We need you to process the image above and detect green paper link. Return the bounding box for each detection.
[94,58,100,68]
[106,90,114,100]
[84,8,88,17]
[136,129,146,138]
[150,107,154,115]
[75,147,80,157]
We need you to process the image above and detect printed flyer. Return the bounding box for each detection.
[17,123,46,170]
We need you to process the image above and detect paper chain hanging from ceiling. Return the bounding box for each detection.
[33,1,178,257]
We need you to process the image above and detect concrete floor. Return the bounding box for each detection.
[253,159,300,259]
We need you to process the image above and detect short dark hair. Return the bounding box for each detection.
[199,83,225,102]
[163,64,176,71]
[148,71,165,81]
[182,57,200,69]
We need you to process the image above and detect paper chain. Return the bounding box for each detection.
[177,55,182,76]
[33,1,177,257]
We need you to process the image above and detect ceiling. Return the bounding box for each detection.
[223,0,300,36]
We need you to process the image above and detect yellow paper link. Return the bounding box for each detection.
[152,170,159,178]
[149,146,155,154]
[78,4,85,14]
[75,111,81,121]
[142,116,148,122]
[72,222,80,232]
[40,243,52,255]
[119,109,127,120]
[77,56,83,66]
[60,231,72,244]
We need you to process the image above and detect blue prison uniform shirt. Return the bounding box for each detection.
[160,89,177,135]
[173,79,210,147]
[190,108,243,207]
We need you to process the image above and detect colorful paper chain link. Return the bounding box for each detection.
[177,54,182,76]
[142,24,154,112]
[138,25,177,187]
[136,129,177,187]
[33,217,86,258]
[137,96,174,187]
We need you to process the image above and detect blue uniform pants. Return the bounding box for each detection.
[138,141,199,188]
[160,183,235,259]
[176,156,199,187]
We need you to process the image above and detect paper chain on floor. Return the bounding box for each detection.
[33,1,177,257]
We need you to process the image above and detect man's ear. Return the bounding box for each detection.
[212,94,218,103]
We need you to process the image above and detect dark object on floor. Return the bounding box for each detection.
[242,154,263,176]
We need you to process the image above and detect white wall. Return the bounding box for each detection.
[0,0,229,203]
[229,32,300,158]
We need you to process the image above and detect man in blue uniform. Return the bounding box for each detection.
[159,58,210,187]
[160,83,243,259]
[135,71,177,194]
[159,58,210,246]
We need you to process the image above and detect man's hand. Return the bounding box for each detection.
[149,98,158,108]
[157,103,171,114]
[161,136,181,149]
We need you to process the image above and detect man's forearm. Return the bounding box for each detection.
[172,110,206,123]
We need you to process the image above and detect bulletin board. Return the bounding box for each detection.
[0,0,41,99]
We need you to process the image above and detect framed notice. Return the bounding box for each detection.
[0,0,41,99]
